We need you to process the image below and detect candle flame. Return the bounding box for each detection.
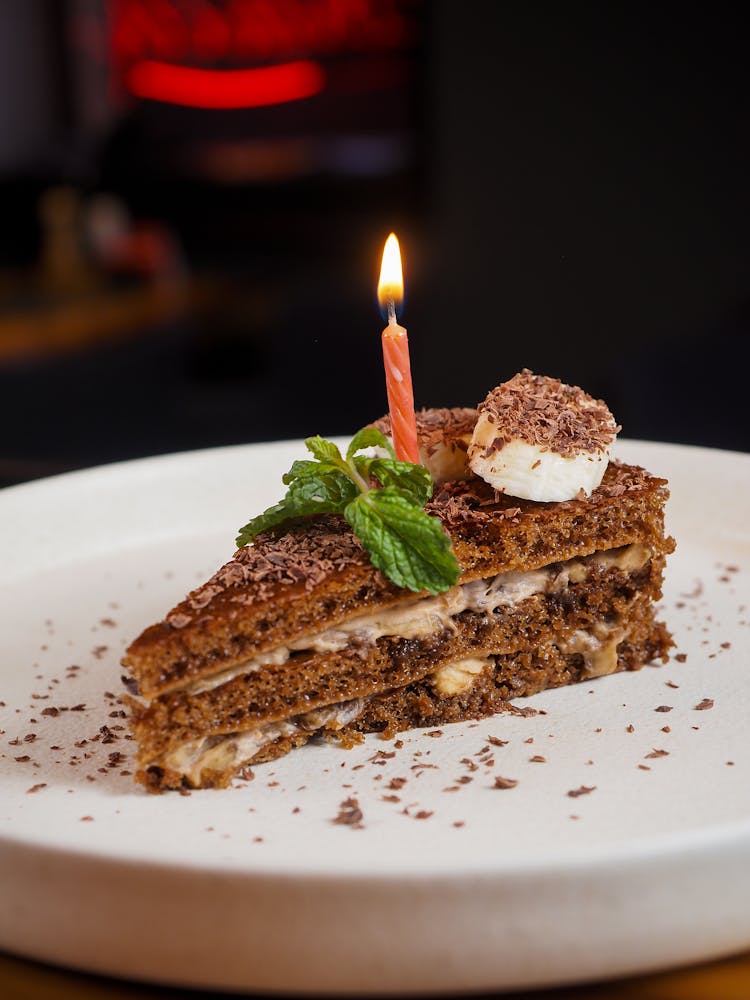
[377,232,404,319]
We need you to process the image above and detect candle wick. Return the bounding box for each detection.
[387,299,397,327]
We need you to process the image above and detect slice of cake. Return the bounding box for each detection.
[123,382,674,791]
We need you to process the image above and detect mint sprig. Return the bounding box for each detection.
[236,428,460,595]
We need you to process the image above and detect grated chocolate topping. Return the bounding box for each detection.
[167,516,371,629]
[426,459,662,525]
[477,370,619,457]
[374,407,477,457]
[426,479,522,526]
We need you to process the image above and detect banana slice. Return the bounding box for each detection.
[374,407,476,483]
[468,371,619,502]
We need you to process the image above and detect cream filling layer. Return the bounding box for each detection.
[187,543,650,695]
[162,697,366,785]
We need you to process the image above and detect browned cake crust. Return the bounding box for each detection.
[123,461,672,699]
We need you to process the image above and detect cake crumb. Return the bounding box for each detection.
[695,698,714,711]
[332,797,364,829]
[567,785,596,798]
[493,776,518,790]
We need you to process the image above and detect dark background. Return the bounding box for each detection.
[1,1,748,486]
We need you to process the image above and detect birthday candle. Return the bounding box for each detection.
[377,234,420,465]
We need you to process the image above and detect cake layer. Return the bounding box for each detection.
[130,552,668,789]
[128,546,664,761]
[138,601,671,791]
[348,611,673,740]
[123,461,673,699]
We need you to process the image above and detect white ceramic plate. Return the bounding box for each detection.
[0,439,748,995]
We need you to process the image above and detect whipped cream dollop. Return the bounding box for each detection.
[467,370,619,502]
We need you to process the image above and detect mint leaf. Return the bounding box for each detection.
[282,459,341,485]
[235,469,357,546]
[346,426,395,461]
[366,458,433,506]
[236,499,298,546]
[289,470,358,507]
[344,488,460,595]
[305,436,344,464]
[237,428,459,596]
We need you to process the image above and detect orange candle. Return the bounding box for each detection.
[378,234,420,464]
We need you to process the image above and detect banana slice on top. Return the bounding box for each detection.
[468,370,619,502]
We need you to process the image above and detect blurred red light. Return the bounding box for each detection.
[125,59,325,109]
